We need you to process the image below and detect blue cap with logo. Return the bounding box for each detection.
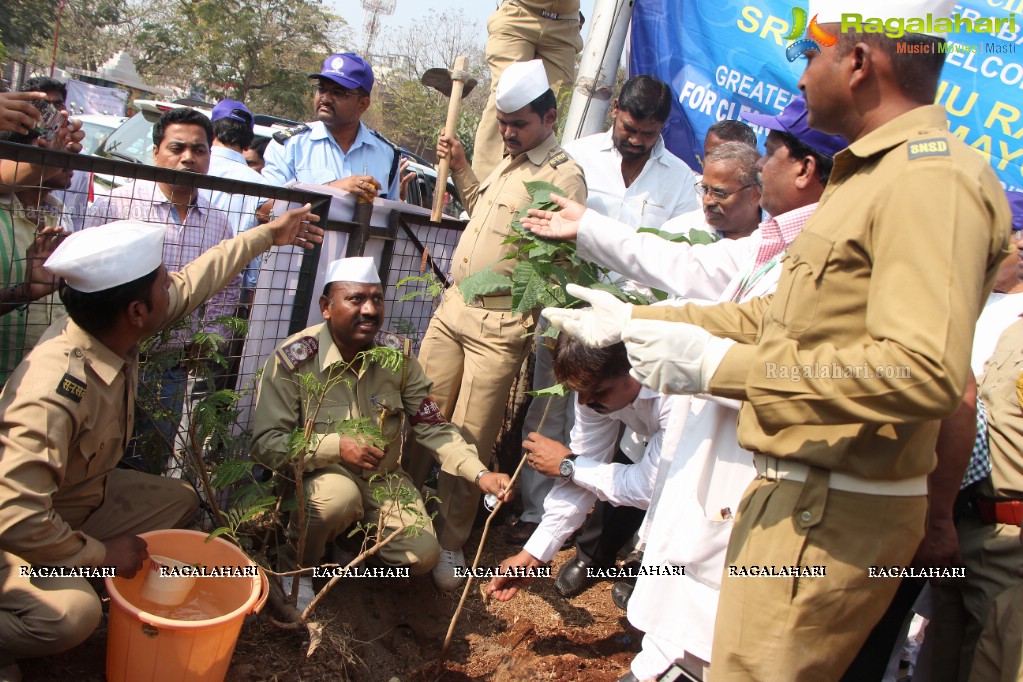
[210,99,254,129]
[309,53,374,93]
[1006,190,1023,232]
[741,96,848,158]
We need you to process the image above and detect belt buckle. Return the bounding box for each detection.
[756,455,782,482]
[540,9,560,19]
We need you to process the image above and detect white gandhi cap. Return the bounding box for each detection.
[325,256,380,285]
[44,220,165,293]
[495,60,550,114]
[809,0,957,38]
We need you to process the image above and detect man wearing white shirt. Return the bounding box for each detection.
[487,335,674,599]
[507,77,699,566]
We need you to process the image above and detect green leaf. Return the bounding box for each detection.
[529,382,569,397]
[522,180,566,206]
[459,268,513,303]
[211,459,253,489]
[511,260,549,314]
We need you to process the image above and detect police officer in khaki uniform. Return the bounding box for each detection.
[473,0,583,180]
[540,0,1011,678]
[0,206,320,678]
[407,60,586,591]
[250,257,511,596]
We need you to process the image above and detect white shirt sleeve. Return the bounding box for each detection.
[576,209,751,299]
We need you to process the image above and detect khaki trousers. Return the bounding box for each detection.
[970,581,1023,682]
[406,290,534,550]
[917,517,1023,682]
[292,465,439,575]
[0,469,198,665]
[472,1,583,180]
[709,477,926,682]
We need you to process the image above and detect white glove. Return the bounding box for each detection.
[541,283,632,348]
[622,318,735,395]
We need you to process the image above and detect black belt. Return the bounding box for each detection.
[508,0,578,20]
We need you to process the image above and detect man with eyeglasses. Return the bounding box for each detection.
[261,53,400,202]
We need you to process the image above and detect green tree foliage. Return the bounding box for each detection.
[2,0,58,52]
[28,0,135,73]
[134,0,349,120]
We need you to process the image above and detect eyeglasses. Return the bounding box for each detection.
[694,182,756,202]
[314,85,363,99]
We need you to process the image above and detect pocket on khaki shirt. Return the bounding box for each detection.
[770,232,833,334]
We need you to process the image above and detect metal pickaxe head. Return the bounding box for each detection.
[421,67,477,99]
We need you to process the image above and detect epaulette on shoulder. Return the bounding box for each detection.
[272,123,311,145]
[907,136,951,161]
[277,335,318,373]
[370,128,399,152]
[374,329,412,356]
[549,151,570,169]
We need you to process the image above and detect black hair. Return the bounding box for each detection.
[617,75,672,123]
[22,76,66,101]
[552,334,631,393]
[0,129,40,145]
[59,268,160,336]
[250,136,270,156]
[152,108,214,148]
[707,119,759,149]
[776,131,834,187]
[526,89,558,118]
[836,32,946,105]
[212,117,254,150]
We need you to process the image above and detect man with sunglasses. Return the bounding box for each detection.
[261,53,400,202]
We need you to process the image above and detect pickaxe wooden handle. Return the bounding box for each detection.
[432,56,469,223]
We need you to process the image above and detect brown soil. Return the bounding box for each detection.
[21,526,640,682]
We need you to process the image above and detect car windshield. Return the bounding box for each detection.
[96,110,161,163]
[79,120,119,156]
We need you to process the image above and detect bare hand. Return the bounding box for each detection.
[436,134,467,172]
[912,518,964,586]
[329,175,380,202]
[40,115,84,155]
[486,550,547,601]
[521,193,586,241]
[522,432,572,477]
[478,472,514,502]
[339,435,385,470]
[103,534,149,578]
[265,203,322,248]
[0,92,45,135]
[398,157,416,202]
[25,225,65,300]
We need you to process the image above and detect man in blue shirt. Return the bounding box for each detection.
[261,53,400,201]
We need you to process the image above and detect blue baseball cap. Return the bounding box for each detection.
[742,96,848,158]
[310,53,374,93]
[210,99,253,129]
[1007,190,1023,232]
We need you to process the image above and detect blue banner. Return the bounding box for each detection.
[631,1,1023,191]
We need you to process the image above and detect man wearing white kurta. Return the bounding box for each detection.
[509,76,698,558]
[521,96,845,681]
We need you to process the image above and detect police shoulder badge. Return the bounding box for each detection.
[277,336,318,373]
[549,151,569,169]
[374,330,411,356]
[907,138,950,160]
[56,372,86,403]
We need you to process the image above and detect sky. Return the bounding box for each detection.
[327,0,599,54]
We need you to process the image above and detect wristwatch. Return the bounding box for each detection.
[559,455,578,479]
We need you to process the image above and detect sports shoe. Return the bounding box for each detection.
[281,575,316,612]
[432,548,466,591]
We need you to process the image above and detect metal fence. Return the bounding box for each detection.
[0,141,466,478]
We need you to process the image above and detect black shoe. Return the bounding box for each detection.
[554,555,592,597]
[502,520,539,546]
[611,581,633,610]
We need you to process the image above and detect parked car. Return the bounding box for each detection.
[75,114,128,156]
[92,99,297,193]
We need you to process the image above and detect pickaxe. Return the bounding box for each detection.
[421,56,477,223]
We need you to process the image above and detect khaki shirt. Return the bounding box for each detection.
[979,317,1023,498]
[449,132,586,285]
[250,323,488,482]
[634,105,1010,480]
[0,224,275,566]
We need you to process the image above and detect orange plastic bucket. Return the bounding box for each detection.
[104,529,269,682]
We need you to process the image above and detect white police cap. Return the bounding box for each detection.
[44,220,165,293]
[495,60,550,114]
[809,0,957,38]
[325,256,380,285]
